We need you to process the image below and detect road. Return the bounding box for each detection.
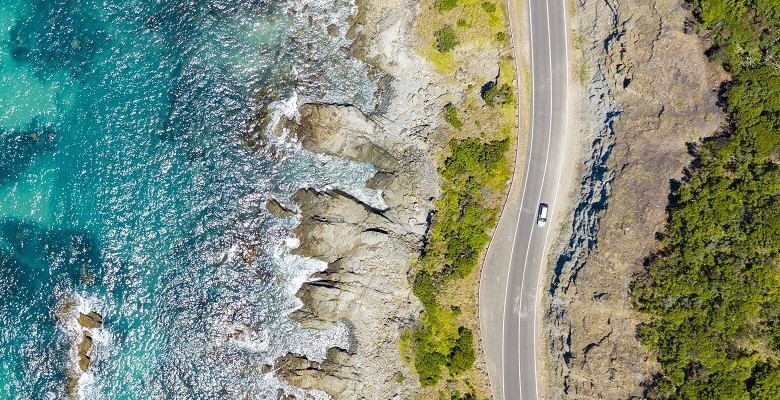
[501,0,570,398]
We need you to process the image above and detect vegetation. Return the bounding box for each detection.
[407,137,511,389]
[435,25,460,53]
[633,1,780,399]
[482,82,514,106]
[407,0,518,397]
[420,0,509,72]
[444,103,464,129]
[481,2,497,13]
[435,0,459,12]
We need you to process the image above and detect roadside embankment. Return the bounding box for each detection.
[543,0,727,398]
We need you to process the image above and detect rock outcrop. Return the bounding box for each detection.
[545,0,728,398]
[272,0,516,395]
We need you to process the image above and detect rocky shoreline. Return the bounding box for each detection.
[270,0,454,397]
[544,0,727,398]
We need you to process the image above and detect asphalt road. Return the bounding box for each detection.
[501,0,570,398]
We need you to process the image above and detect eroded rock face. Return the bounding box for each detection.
[296,105,398,173]
[545,0,728,398]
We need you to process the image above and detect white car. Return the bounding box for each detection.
[537,203,549,227]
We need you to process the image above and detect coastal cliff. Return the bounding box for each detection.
[544,0,727,398]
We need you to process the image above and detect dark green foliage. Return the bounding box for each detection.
[444,103,464,129]
[751,364,780,400]
[451,391,477,400]
[413,337,447,386]
[409,137,511,388]
[435,25,459,53]
[496,31,508,41]
[447,327,476,375]
[435,137,510,279]
[481,2,497,13]
[434,0,459,12]
[482,83,514,106]
[413,271,438,311]
[634,1,780,399]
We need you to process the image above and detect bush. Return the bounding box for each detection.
[414,346,446,386]
[482,82,514,106]
[481,2,497,13]
[434,0,458,12]
[435,25,459,53]
[413,271,438,311]
[496,31,507,41]
[444,103,463,129]
[447,327,476,375]
[451,392,477,400]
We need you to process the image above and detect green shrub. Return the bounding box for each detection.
[496,31,507,41]
[451,392,477,400]
[444,103,463,129]
[434,0,458,12]
[482,83,514,106]
[414,346,447,386]
[457,18,468,27]
[447,327,476,375]
[435,25,459,53]
[413,271,438,311]
[481,2,497,13]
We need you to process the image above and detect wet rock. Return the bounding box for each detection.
[78,311,103,329]
[295,104,399,173]
[266,197,297,218]
[273,0,509,397]
[78,333,93,356]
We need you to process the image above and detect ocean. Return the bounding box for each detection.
[0,0,382,398]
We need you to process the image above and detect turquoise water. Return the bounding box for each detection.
[0,0,382,398]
